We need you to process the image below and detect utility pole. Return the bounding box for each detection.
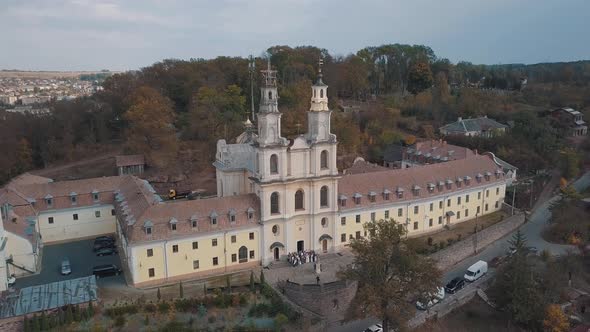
[248,55,256,122]
[511,182,517,216]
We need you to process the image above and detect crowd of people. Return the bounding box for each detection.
[287,250,318,267]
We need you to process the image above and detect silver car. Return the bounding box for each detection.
[61,258,71,275]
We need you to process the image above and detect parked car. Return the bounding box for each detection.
[95,247,118,256]
[416,287,445,310]
[444,277,465,294]
[464,260,488,282]
[363,323,383,332]
[7,275,16,286]
[95,235,116,243]
[93,240,115,252]
[92,264,121,278]
[61,258,72,275]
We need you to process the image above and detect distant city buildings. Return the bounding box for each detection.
[0,76,103,110]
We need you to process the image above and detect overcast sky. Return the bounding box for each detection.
[1,0,588,71]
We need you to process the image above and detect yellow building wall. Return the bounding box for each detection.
[38,205,116,243]
[334,183,507,249]
[130,228,260,285]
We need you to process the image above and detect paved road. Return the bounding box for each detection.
[335,172,590,332]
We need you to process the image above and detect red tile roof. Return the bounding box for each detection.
[121,194,260,243]
[338,155,504,210]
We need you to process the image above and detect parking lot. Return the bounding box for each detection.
[16,238,125,289]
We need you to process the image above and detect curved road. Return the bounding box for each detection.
[332,172,590,332]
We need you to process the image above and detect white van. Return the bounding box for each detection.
[464,260,488,282]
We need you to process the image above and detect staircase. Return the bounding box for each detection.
[7,260,35,274]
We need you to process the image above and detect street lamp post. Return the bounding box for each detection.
[473,213,479,254]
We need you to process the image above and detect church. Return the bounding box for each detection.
[0,61,508,289]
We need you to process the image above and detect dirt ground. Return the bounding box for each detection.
[415,297,526,332]
[410,211,509,251]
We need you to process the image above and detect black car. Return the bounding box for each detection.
[445,277,466,294]
[93,264,121,278]
[95,235,116,243]
[93,239,115,252]
[96,247,118,256]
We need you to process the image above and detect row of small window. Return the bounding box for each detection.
[340,187,501,207]
[146,233,256,256]
[271,186,330,214]
[340,202,499,226]
[269,150,329,175]
[47,209,115,224]
[44,192,102,208]
[146,251,256,278]
[157,212,255,234]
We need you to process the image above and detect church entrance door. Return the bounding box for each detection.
[297,240,304,252]
[322,240,328,253]
[274,247,280,261]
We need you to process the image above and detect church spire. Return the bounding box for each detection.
[310,56,328,112]
[258,57,279,114]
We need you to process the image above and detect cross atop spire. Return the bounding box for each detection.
[261,56,277,88]
[315,55,326,86]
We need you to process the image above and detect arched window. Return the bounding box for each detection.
[268,90,272,100]
[320,150,328,169]
[320,89,324,98]
[321,217,328,228]
[313,89,316,98]
[295,190,304,210]
[271,192,280,214]
[320,186,329,208]
[270,154,278,174]
[238,246,248,263]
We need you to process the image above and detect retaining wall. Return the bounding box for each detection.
[282,279,358,321]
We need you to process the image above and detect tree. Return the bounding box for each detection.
[260,270,265,285]
[508,229,528,254]
[179,281,184,298]
[407,62,433,95]
[123,86,179,168]
[489,237,544,330]
[338,219,442,331]
[274,313,289,331]
[157,287,161,301]
[15,138,33,173]
[543,304,569,332]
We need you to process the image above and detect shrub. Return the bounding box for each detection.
[114,315,126,328]
[275,313,289,330]
[144,303,157,313]
[157,287,161,301]
[447,238,454,245]
[179,281,184,299]
[198,304,207,317]
[158,301,171,314]
[250,271,256,293]
[144,315,150,326]
[260,270,265,284]
[427,237,433,246]
[439,241,446,249]
[208,315,217,324]
[239,294,248,306]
